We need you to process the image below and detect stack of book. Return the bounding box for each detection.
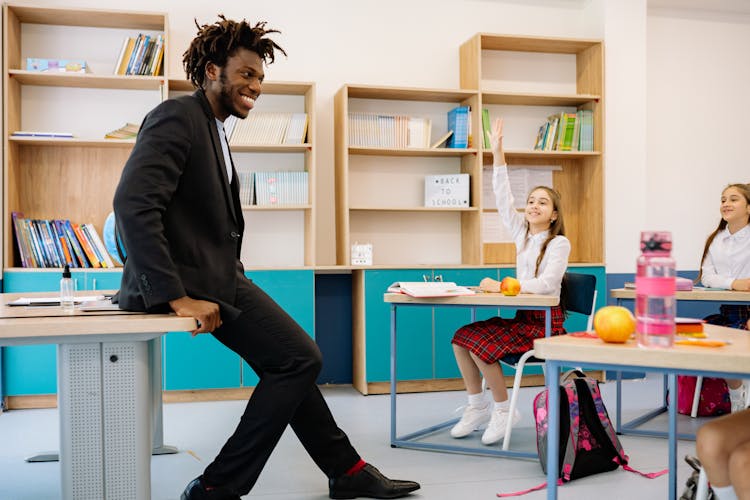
[227,113,308,145]
[347,113,431,148]
[253,171,309,206]
[104,123,139,139]
[533,110,594,152]
[676,317,705,337]
[11,212,118,268]
[113,34,165,76]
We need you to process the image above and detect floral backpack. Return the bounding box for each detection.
[498,370,666,497]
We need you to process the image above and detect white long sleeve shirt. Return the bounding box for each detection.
[700,224,750,289]
[493,164,571,296]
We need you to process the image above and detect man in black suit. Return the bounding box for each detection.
[113,15,420,500]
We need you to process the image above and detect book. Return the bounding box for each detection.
[26,58,88,73]
[446,106,469,148]
[430,130,453,148]
[387,281,475,297]
[676,317,705,335]
[12,131,73,138]
[104,123,139,140]
[482,108,491,149]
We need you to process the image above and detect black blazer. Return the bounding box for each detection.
[113,89,244,319]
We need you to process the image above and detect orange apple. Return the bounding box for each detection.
[593,306,636,343]
[500,277,521,296]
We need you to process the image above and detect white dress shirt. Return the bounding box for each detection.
[216,118,233,183]
[493,164,571,295]
[701,223,750,289]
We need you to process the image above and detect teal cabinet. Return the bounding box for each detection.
[162,269,316,391]
[2,269,86,396]
[240,270,315,387]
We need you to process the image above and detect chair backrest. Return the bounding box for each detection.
[563,272,597,331]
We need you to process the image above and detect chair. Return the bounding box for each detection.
[496,272,597,450]
[690,376,750,417]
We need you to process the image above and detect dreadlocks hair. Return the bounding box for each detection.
[696,183,750,284]
[182,15,286,89]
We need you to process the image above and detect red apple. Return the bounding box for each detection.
[500,277,521,296]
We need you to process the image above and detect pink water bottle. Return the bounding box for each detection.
[635,231,676,348]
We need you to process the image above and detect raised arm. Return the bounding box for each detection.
[491,118,526,239]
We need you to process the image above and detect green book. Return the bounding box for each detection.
[482,108,491,149]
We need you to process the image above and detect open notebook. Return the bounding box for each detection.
[387,282,475,298]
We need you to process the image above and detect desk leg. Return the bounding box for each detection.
[26,338,177,464]
[150,338,177,455]
[616,370,622,432]
[546,361,560,500]
[390,304,398,445]
[59,341,151,500]
[668,373,678,500]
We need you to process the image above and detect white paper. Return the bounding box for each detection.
[483,166,560,209]
[482,212,514,243]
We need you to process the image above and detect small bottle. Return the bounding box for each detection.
[635,231,676,348]
[60,264,75,312]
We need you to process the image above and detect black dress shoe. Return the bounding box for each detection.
[181,476,241,500]
[329,464,420,499]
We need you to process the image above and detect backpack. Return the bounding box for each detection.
[498,370,666,497]
[677,376,730,417]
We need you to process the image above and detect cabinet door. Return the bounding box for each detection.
[162,331,241,391]
[433,268,498,379]
[240,270,315,387]
[2,271,83,396]
[363,269,432,383]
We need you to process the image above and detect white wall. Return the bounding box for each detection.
[25,0,750,270]
[646,6,750,273]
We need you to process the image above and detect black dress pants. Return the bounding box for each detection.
[203,276,360,495]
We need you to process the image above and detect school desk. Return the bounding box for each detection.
[384,291,558,459]
[0,291,196,500]
[534,324,750,500]
[611,287,750,437]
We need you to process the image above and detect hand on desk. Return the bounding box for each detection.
[731,278,750,291]
[169,296,222,335]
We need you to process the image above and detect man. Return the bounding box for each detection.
[113,15,420,500]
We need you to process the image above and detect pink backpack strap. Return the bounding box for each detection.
[496,479,563,497]
[614,456,668,478]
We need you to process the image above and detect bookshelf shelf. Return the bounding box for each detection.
[480,91,600,107]
[7,5,166,30]
[460,33,604,265]
[349,207,479,213]
[231,144,311,153]
[9,137,136,148]
[488,149,601,160]
[8,70,164,90]
[349,146,477,157]
[241,205,312,211]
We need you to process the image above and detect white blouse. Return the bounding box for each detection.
[493,165,571,296]
[701,223,750,290]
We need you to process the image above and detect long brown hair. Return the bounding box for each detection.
[526,185,566,277]
[696,183,750,283]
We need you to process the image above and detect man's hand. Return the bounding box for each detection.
[169,296,222,336]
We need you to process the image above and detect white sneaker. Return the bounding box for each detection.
[730,383,747,413]
[481,407,521,445]
[450,404,490,438]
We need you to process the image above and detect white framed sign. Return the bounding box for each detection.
[424,174,469,208]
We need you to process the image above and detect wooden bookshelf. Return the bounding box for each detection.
[2,4,169,269]
[459,33,604,265]
[334,84,481,266]
[168,78,317,267]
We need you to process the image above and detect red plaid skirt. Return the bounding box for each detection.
[451,307,566,364]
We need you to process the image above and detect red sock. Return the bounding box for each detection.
[345,459,366,476]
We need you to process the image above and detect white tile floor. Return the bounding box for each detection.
[0,373,702,499]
